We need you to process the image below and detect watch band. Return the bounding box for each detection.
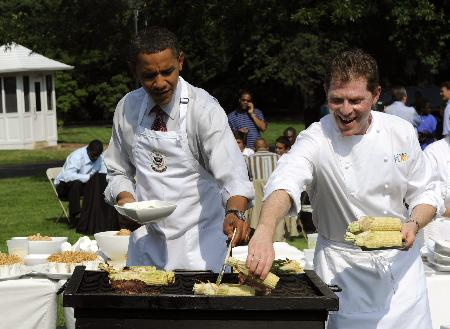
[225,209,246,221]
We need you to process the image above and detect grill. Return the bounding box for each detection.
[63,266,339,329]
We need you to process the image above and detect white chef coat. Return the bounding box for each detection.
[384,101,421,127]
[424,136,450,241]
[104,77,253,206]
[54,146,107,186]
[442,100,450,136]
[264,111,443,328]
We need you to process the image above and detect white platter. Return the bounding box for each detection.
[114,200,176,225]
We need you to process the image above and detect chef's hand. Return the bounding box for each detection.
[402,220,418,249]
[246,224,275,280]
[223,214,251,247]
[116,191,136,206]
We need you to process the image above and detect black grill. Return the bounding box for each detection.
[64,266,339,329]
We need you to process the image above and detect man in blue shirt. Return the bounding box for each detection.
[228,90,267,149]
[55,139,106,227]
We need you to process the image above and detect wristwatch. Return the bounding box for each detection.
[225,209,246,221]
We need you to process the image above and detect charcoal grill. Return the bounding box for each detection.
[64,266,339,329]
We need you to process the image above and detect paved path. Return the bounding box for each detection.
[0,161,65,179]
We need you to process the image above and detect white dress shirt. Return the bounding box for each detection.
[104,77,253,204]
[264,111,443,242]
[54,146,107,185]
[384,101,421,127]
[442,100,450,136]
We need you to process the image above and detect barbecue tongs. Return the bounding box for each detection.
[216,228,237,285]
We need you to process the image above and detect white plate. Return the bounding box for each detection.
[0,270,31,281]
[427,256,450,272]
[114,200,176,224]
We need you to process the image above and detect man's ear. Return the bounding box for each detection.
[178,52,185,71]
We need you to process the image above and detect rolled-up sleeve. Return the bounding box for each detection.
[103,96,137,205]
[195,98,254,206]
[405,125,444,217]
[264,128,317,216]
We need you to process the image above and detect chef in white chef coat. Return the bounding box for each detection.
[424,137,450,240]
[246,49,443,329]
[104,27,254,271]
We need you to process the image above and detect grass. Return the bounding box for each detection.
[0,149,72,166]
[261,121,305,145]
[58,125,112,145]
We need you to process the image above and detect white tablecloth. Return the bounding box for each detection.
[425,263,450,329]
[0,276,59,329]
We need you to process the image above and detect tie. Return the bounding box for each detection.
[151,105,167,132]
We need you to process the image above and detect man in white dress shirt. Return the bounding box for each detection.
[384,86,420,127]
[247,49,442,329]
[104,27,253,271]
[55,139,106,226]
[441,81,450,136]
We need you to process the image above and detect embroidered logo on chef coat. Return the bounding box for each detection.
[150,151,167,172]
[393,152,408,163]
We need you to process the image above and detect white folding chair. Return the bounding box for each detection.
[46,167,70,223]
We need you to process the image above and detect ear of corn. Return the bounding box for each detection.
[104,265,175,285]
[347,216,402,233]
[193,282,255,296]
[226,257,279,289]
[345,231,403,249]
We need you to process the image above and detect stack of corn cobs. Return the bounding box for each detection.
[345,216,404,249]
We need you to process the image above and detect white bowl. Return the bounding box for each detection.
[114,200,177,225]
[11,237,68,254]
[24,254,51,266]
[94,231,130,261]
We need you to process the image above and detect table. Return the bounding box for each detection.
[424,263,450,329]
[0,276,59,329]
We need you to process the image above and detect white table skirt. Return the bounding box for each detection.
[425,264,450,329]
[0,277,59,329]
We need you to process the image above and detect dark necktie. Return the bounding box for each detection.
[151,105,167,132]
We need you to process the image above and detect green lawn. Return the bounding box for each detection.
[58,125,112,144]
[262,121,305,145]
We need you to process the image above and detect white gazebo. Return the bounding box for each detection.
[0,43,73,149]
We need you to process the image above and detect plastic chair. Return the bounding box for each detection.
[46,167,70,223]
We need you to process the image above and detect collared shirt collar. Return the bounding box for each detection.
[83,146,92,163]
[147,78,181,120]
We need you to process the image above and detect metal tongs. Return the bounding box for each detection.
[216,228,237,285]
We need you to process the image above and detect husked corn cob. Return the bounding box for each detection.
[226,257,279,289]
[193,282,255,296]
[347,216,402,233]
[103,265,175,285]
[345,231,403,249]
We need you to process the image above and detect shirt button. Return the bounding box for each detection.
[384,157,388,162]
[376,129,381,133]
[383,210,388,215]
[384,184,389,189]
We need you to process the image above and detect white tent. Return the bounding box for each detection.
[0,43,73,149]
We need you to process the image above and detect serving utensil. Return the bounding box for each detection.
[216,228,237,285]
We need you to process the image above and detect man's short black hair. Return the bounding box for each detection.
[441,81,450,89]
[276,136,291,149]
[87,139,103,154]
[283,127,297,137]
[129,26,180,66]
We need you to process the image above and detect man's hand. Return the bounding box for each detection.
[402,220,418,248]
[223,213,251,247]
[238,127,249,134]
[246,224,275,279]
[116,191,135,206]
[247,102,254,115]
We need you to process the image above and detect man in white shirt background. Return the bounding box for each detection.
[104,26,253,271]
[54,139,107,228]
[384,86,421,128]
[440,81,450,136]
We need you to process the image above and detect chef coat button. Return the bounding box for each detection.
[383,210,388,215]
[384,157,388,162]
[376,129,381,133]
[384,184,389,189]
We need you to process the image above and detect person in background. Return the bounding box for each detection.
[416,100,437,150]
[246,138,279,181]
[104,27,253,271]
[384,86,421,128]
[234,131,254,157]
[441,81,450,136]
[247,49,442,329]
[283,127,297,147]
[274,136,291,156]
[228,89,267,149]
[54,140,107,228]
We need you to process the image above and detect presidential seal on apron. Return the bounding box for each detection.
[150,151,167,172]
